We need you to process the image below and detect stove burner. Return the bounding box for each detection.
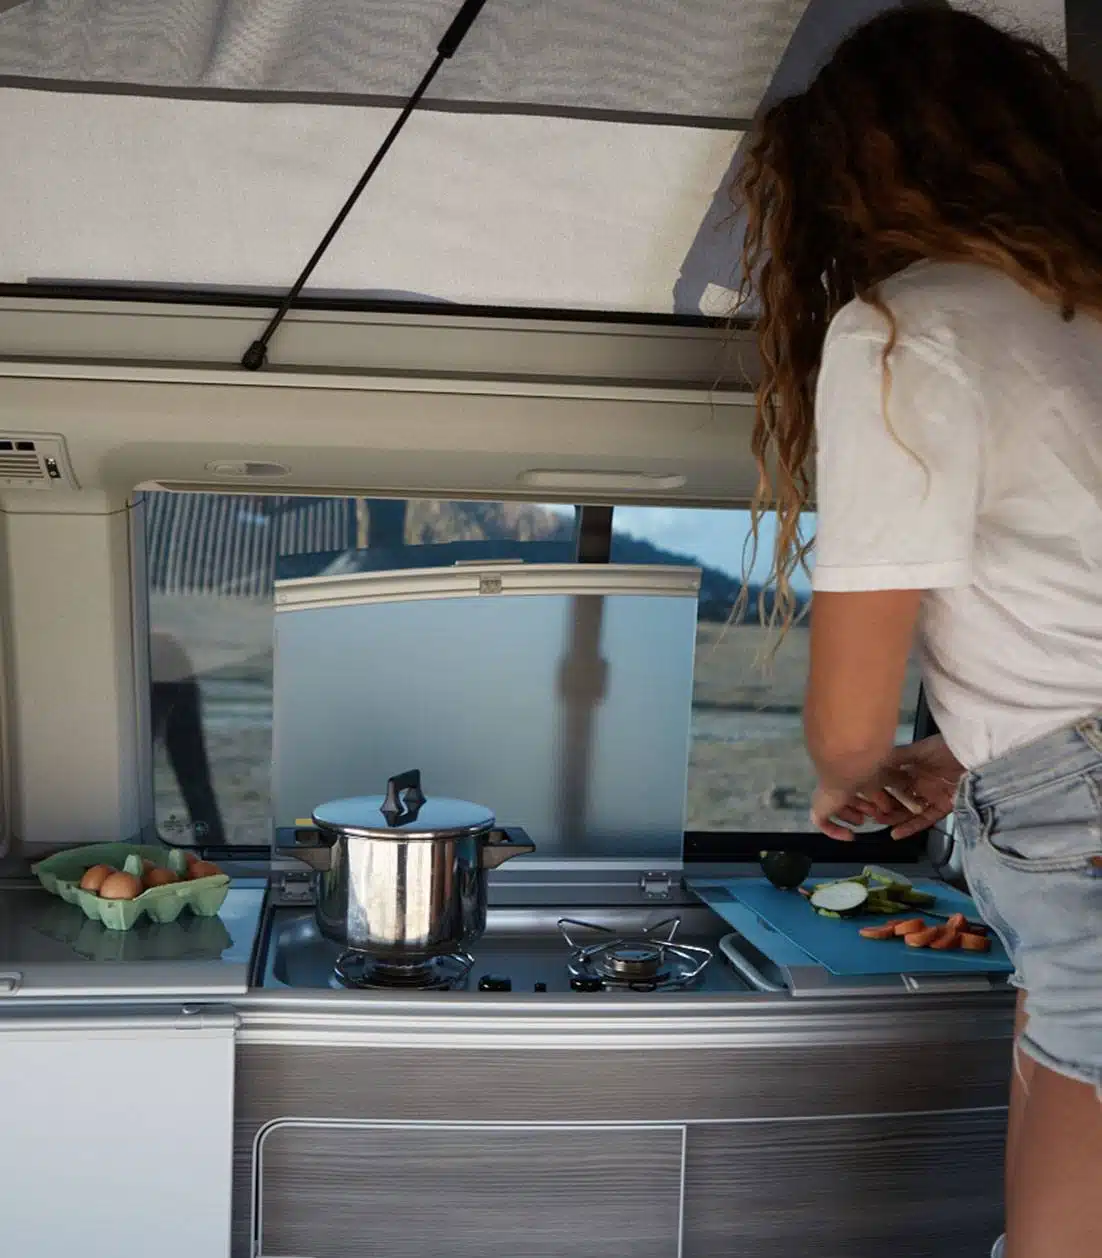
[558,917,712,992]
[604,944,663,980]
[333,950,474,991]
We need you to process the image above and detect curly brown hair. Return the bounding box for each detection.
[733,4,1102,636]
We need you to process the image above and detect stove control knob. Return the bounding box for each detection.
[570,976,604,993]
[477,974,512,992]
[534,982,547,992]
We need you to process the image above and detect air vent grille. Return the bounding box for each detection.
[0,434,78,490]
[0,453,44,480]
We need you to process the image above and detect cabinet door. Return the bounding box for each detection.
[258,1122,684,1258]
[0,1010,236,1258]
[683,1110,1005,1258]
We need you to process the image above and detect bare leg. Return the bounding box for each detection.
[1005,992,1035,1212]
[1005,1055,1102,1258]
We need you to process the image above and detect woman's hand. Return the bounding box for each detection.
[810,735,965,841]
[810,784,870,840]
[876,735,964,838]
[809,779,919,840]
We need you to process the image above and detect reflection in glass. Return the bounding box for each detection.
[612,507,920,832]
[146,494,576,844]
[144,494,920,844]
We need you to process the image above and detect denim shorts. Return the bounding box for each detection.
[954,715,1102,1088]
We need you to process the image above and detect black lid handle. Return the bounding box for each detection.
[381,769,427,824]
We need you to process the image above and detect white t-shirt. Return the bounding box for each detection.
[812,260,1102,769]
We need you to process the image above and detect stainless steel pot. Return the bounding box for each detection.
[291,770,535,958]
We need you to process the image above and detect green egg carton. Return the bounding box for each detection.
[32,842,230,931]
[35,898,234,962]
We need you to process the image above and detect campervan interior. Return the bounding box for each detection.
[0,1,1085,1256]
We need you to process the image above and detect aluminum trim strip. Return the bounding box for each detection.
[232,995,1013,1050]
[0,358,751,405]
[274,562,702,612]
[0,1009,239,1034]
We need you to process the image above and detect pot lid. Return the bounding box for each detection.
[312,770,495,840]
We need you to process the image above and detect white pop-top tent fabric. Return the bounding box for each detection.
[0,0,1066,316]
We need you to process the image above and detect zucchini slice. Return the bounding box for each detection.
[808,881,869,916]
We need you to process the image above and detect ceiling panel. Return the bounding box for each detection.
[0,0,809,122]
[0,1,1068,315]
[0,91,739,311]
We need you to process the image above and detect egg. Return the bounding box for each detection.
[184,851,201,868]
[79,864,116,893]
[142,867,178,888]
[187,860,223,880]
[98,871,144,900]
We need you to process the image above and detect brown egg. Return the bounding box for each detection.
[79,864,116,893]
[98,871,144,900]
[141,858,156,873]
[143,867,179,889]
[187,860,223,880]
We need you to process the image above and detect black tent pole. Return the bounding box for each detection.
[241,0,488,370]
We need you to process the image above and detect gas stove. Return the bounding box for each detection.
[258,900,748,996]
[559,916,714,992]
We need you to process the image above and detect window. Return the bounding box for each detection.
[611,507,922,834]
[143,494,920,846]
[145,494,576,845]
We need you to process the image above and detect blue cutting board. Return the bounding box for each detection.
[689,877,1013,977]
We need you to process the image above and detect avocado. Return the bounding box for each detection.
[760,850,813,890]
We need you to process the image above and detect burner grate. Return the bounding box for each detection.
[558,917,713,992]
[333,950,474,991]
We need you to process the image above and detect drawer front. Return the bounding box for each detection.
[258,1121,685,1258]
[683,1109,1005,1258]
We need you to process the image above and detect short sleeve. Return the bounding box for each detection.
[812,313,984,593]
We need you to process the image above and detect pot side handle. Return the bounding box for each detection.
[481,826,536,870]
[272,824,335,872]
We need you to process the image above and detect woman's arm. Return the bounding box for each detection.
[804,587,922,793]
[801,307,984,837]
[803,316,983,837]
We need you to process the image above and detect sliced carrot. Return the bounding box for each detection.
[929,927,961,951]
[859,924,897,940]
[960,933,991,952]
[905,926,941,948]
[894,918,927,936]
[947,913,967,933]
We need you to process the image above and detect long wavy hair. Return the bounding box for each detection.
[734,4,1102,637]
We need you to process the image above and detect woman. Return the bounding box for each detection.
[735,8,1102,1258]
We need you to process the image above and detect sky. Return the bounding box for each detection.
[611,506,814,594]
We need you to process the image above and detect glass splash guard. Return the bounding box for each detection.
[271,563,701,868]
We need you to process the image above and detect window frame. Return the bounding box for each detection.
[140,490,927,865]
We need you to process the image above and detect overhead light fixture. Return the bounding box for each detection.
[204,460,292,479]
[519,470,687,491]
